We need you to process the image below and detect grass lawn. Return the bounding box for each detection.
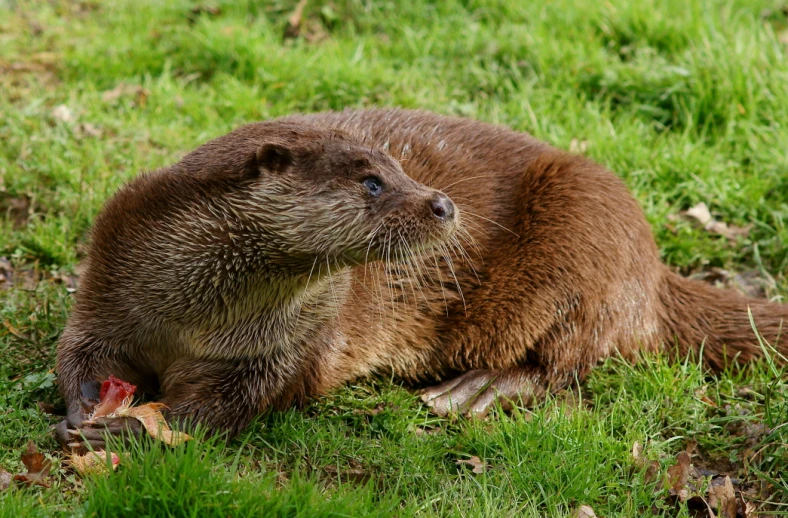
[1,0,788,515]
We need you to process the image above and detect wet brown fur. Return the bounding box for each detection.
[57,108,788,437]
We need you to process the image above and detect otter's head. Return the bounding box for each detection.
[215,123,458,271]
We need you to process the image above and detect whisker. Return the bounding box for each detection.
[293,255,320,337]
[440,243,466,314]
[325,257,342,324]
[451,235,481,285]
[397,229,431,308]
[439,174,498,193]
[462,209,520,237]
[456,226,486,260]
[363,222,385,284]
[384,229,398,323]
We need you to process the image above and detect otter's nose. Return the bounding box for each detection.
[429,193,455,222]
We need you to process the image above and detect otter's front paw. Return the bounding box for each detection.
[420,368,540,417]
[56,414,143,453]
[56,379,143,453]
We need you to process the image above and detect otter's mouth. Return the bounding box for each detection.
[353,214,460,266]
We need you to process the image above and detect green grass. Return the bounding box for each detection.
[1,0,787,515]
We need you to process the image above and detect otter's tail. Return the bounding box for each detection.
[658,271,788,369]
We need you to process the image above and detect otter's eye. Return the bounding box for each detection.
[362,177,384,197]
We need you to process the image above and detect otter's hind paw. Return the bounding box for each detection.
[420,368,546,417]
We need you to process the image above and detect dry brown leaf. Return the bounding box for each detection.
[51,104,76,123]
[632,441,663,485]
[0,259,41,291]
[322,463,370,484]
[122,403,192,445]
[644,460,660,484]
[0,469,11,491]
[667,451,691,501]
[102,83,149,106]
[736,491,754,518]
[12,441,52,487]
[632,441,643,462]
[69,450,121,476]
[50,271,79,293]
[575,504,597,518]
[284,0,309,40]
[456,455,486,474]
[0,257,11,289]
[569,138,589,154]
[684,440,697,456]
[3,320,29,340]
[413,425,440,436]
[680,202,752,240]
[690,267,774,300]
[76,122,102,138]
[708,476,737,518]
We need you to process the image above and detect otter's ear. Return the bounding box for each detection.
[252,143,293,174]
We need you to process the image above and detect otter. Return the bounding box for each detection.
[57,108,788,449]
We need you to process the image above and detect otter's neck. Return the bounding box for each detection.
[189,263,353,361]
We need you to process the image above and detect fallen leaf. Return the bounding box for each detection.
[644,460,660,484]
[569,138,589,154]
[680,202,752,240]
[684,440,697,456]
[102,83,149,106]
[736,491,754,518]
[12,441,52,487]
[456,455,486,474]
[574,505,597,518]
[3,320,29,340]
[0,257,10,290]
[284,0,309,40]
[50,270,79,293]
[76,122,102,138]
[684,202,713,225]
[123,403,192,445]
[322,463,370,484]
[667,451,691,501]
[0,260,41,291]
[690,267,774,299]
[735,386,759,400]
[69,450,121,476]
[51,104,76,123]
[708,476,737,518]
[0,469,11,491]
[632,441,643,462]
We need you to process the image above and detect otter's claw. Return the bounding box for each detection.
[420,368,544,417]
[56,415,142,454]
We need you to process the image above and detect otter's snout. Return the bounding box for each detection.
[429,193,455,222]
